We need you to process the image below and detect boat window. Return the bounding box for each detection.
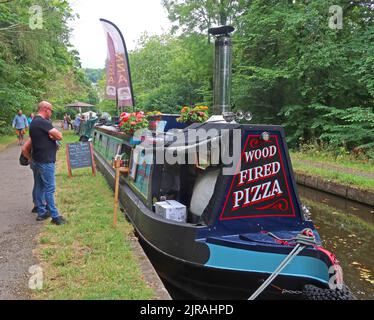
[97,134,103,153]
[101,135,109,159]
[107,139,120,160]
[128,148,153,200]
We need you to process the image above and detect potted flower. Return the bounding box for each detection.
[146,111,162,130]
[177,106,209,124]
[119,111,149,144]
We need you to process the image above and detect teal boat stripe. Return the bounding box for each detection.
[205,243,329,284]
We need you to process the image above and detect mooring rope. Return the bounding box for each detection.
[248,228,317,300]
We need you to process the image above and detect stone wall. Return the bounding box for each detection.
[294,171,374,207]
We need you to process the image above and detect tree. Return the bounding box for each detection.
[0,0,96,131]
[162,0,251,34]
[232,0,374,125]
[129,33,213,112]
[84,68,104,84]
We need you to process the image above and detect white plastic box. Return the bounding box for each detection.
[155,200,187,222]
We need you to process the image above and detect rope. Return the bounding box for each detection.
[248,228,316,300]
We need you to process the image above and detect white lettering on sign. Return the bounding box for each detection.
[233,179,283,210]
[244,145,277,163]
[238,161,280,185]
[220,134,296,220]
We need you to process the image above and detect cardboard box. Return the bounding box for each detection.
[155,200,187,222]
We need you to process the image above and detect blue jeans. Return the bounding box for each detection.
[33,162,59,219]
[30,162,50,211]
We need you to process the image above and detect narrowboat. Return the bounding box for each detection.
[90,26,354,300]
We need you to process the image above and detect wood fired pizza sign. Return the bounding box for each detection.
[220,134,296,220]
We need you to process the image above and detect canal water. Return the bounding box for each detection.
[297,184,374,300]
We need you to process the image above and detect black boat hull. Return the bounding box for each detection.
[135,227,327,300]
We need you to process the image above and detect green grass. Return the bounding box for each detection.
[34,131,155,300]
[0,134,17,151]
[292,162,374,191]
[291,149,374,191]
[291,151,374,174]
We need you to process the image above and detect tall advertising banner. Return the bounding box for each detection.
[100,18,134,108]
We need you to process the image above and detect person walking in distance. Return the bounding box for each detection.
[12,110,28,146]
[27,113,35,126]
[29,101,67,225]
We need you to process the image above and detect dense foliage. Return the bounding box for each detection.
[128,33,213,114]
[0,0,97,133]
[123,0,373,158]
[84,68,104,84]
[1,0,373,159]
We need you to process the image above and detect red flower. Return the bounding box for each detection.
[120,112,130,122]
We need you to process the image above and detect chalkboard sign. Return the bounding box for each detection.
[66,142,96,177]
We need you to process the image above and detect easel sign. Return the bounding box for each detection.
[66,142,96,177]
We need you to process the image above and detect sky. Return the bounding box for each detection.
[68,0,172,69]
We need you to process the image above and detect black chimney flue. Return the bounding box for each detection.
[208,25,235,116]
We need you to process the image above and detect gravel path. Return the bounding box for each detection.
[0,143,41,300]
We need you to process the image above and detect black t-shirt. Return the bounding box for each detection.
[30,116,57,163]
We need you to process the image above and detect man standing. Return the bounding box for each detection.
[22,137,49,214]
[12,110,28,146]
[29,101,67,225]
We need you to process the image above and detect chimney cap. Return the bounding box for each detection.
[208,25,235,36]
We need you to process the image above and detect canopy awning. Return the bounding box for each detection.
[65,101,94,108]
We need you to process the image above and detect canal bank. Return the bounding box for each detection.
[295,171,374,206]
[290,154,374,207]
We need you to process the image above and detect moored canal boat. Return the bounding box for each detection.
[90,25,355,300]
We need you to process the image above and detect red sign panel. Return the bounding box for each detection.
[219,134,296,220]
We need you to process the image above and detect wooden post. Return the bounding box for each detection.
[66,144,72,178]
[113,158,121,227]
[89,142,97,176]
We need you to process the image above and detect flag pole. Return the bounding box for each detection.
[116,87,119,118]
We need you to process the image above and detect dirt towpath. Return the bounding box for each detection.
[295,159,374,180]
[0,143,40,299]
